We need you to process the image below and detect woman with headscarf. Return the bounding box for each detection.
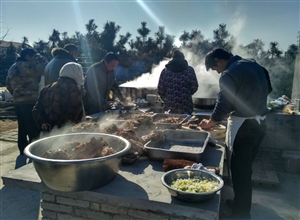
[157,49,199,114]
[32,62,85,131]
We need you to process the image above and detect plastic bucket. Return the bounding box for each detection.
[282,151,300,174]
[146,94,157,105]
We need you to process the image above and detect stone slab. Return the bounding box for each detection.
[2,145,225,220]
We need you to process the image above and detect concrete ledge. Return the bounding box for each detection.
[2,163,46,191]
[2,146,224,220]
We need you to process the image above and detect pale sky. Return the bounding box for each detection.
[1,0,299,52]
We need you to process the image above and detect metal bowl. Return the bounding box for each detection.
[24,133,131,192]
[161,168,224,202]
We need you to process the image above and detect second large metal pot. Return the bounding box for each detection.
[192,97,217,106]
[192,84,218,107]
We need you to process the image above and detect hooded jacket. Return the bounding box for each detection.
[44,47,77,85]
[6,57,46,105]
[32,62,84,130]
[157,58,198,114]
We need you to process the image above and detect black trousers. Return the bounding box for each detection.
[231,118,266,216]
[85,103,101,115]
[15,104,39,155]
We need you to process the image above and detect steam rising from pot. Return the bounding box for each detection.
[120,50,220,99]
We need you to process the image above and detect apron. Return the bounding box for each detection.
[225,115,266,152]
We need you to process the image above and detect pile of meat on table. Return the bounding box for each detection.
[71,113,165,159]
[42,137,116,160]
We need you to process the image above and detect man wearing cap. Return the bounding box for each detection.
[84,52,127,114]
[199,48,272,219]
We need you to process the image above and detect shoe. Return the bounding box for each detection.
[225,213,251,219]
[220,211,251,219]
[226,199,235,209]
[15,154,27,169]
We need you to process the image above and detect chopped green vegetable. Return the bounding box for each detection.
[170,178,220,193]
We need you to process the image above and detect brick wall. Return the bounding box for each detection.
[259,112,300,172]
[40,191,216,220]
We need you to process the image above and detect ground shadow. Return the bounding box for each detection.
[0,186,41,219]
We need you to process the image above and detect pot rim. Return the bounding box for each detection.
[24,133,131,164]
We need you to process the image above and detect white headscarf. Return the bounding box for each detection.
[59,62,84,88]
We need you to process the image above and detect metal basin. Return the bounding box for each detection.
[192,84,218,107]
[24,133,131,192]
[192,97,217,106]
[161,168,224,202]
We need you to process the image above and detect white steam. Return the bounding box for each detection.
[120,51,220,90]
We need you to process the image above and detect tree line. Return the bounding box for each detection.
[0,20,298,98]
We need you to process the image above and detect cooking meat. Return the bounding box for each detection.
[119,120,138,130]
[71,137,110,159]
[163,159,195,172]
[114,129,144,143]
[155,116,183,124]
[71,122,101,133]
[188,124,198,129]
[141,130,165,144]
[133,114,153,126]
[128,138,145,155]
[101,123,119,133]
[118,114,153,130]
[42,149,71,159]
[41,137,116,160]
[101,147,118,156]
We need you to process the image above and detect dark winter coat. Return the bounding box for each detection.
[211,55,271,122]
[157,58,199,114]
[32,77,83,130]
[84,60,123,113]
[44,48,77,85]
[6,57,46,105]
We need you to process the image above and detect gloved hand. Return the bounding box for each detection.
[121,98,129,105]
[103,102,113,110]
[41,123,51,132]
[184,163,216,173]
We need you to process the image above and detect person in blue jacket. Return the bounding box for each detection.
[44,44,78,85]
[200,48,272,219]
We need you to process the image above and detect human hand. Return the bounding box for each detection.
[199,119,215,130]
[41,123,51,132]
[103,103,112,110]
[121,98,129,105]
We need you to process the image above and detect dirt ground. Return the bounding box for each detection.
[0,119,42,220]
[0,119,17,133]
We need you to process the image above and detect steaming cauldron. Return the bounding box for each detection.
[24,133,131,192]
[192,97,217,106]
[193,84,219,108]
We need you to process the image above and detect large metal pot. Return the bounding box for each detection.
[24,133,131,192]
[119,86,158,100]
[192,84,218,107]
[192,97,217,106]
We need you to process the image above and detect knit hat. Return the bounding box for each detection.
[59,62,84,88]
[172,50,185,59]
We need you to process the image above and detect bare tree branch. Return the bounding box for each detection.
[0,27,11,42]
